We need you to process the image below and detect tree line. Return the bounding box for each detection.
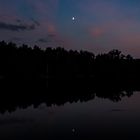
[0,40,139,82]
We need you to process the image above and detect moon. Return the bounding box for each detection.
[72,17,75,21]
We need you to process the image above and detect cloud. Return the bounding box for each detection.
[40,22,57,34]
[16,19,22,23]
[10,37,23,41]
[37,33,57,43]
[31,18,40,26]
[89,27,105,38]
[0,21,36,31]
[38,38,51,43]
[37,33,64,48]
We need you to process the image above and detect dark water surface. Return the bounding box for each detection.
[0,90,140,140]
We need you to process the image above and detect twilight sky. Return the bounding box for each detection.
[0,0,140,57]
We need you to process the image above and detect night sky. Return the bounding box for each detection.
[0,0,140,57]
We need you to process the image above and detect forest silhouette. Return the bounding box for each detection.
[0,41,139,113]
[0,40,136,80]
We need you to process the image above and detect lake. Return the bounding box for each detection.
[0,91,140,140]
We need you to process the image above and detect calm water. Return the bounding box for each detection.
[0,92,140,140]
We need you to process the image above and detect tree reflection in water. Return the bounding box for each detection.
[0,78,136,114]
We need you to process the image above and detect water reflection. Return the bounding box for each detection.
[0,78,135,114]
[0,79,140,140]
[0,92,140,140]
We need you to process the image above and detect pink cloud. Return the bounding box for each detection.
[47,24,56,33]
[89,27,105,38]
[39,20,57,35]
